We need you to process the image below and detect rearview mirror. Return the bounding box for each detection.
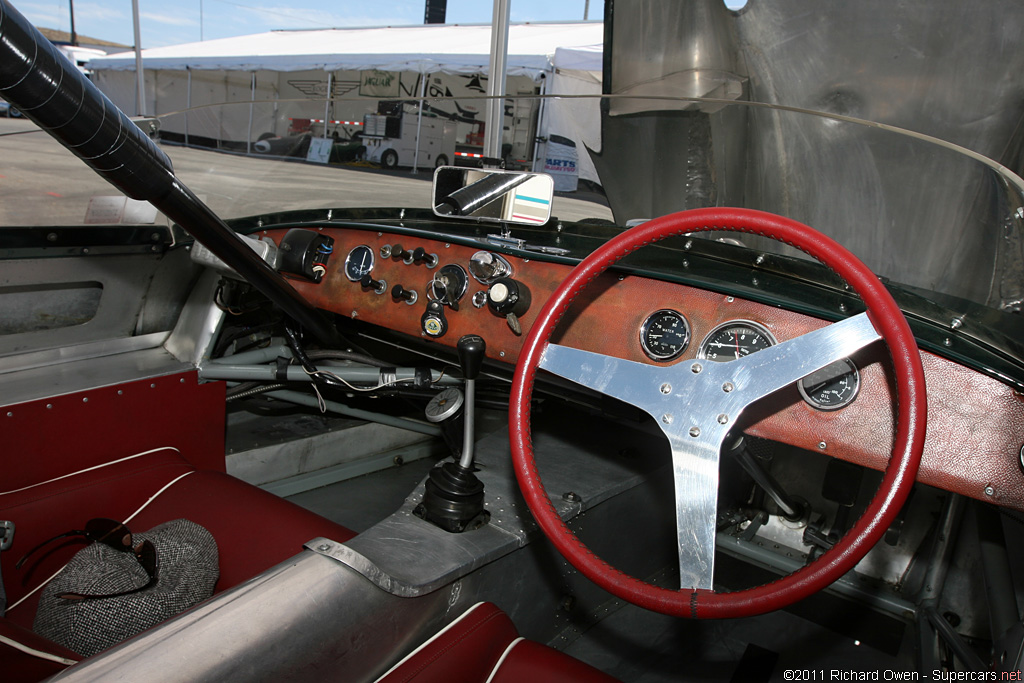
[432,167,554,226]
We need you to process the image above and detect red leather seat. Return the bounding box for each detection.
[0,373,356,681]
[375,602,620,683]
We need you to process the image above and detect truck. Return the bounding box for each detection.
[362,102,457,170]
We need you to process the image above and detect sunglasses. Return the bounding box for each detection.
[16,518,160,601]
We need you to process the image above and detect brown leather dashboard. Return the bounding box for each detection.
[269,227,1024,512]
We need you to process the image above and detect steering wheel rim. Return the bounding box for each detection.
[509,207,926,619]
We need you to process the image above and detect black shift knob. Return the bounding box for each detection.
[457,335,486,381]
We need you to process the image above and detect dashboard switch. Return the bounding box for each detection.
[383,244,413,263]
[413,247,439,268]
[487,277,530,317]
[392,284,418,305]
[359,273,387,294]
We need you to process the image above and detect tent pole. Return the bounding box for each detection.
[131,0,145,116]
[412,72,426,174]
[247,72,255,155]
[323,72,332,139]
[484,0,510,164]
[185,67,191,147]
[532,76,547,172]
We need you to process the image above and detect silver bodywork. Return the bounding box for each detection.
[596,0,1024,310]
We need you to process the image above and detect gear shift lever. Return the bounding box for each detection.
[414,334,490,533]
[457,334,485,469]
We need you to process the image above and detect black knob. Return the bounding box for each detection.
[389,244,411,260]
[487,277,531,316]
[413,247,438,268]
[359,273,386,293]
[391,284,417,303]
[457,334,486,381]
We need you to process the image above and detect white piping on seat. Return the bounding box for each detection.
[0,634,79,666]
[0,446,182,497]
[372,602,488,683]
[483,637,525,683]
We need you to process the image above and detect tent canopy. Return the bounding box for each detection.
[87,22,605,81]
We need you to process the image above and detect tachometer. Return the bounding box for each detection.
[344,245,375,282]
[797,359,860,411]
[640,309,691,361]
[697,320,777,362]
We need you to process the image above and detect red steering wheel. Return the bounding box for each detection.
[509,207,926,618]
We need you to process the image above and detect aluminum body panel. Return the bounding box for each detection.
[599,0,1024,311]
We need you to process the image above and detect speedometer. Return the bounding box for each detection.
[640,309,691,361]
[697,320,777,362]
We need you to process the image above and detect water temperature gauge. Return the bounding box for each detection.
[640,309,691,361]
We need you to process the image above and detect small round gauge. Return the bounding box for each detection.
[798,359,860,411]
[697,320,777,362]
[640,309,691,361]
[344,245,375,282]
[430,264,469,305]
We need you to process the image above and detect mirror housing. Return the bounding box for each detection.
[432,167,554,226]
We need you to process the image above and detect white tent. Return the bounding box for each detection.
[88,23,605,182]
[89,23,604,80]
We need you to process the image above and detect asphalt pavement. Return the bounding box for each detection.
[0,117,612,227]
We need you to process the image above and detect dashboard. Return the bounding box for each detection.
[263,225,1024,513]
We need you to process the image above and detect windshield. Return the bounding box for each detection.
[2,93,1023,316]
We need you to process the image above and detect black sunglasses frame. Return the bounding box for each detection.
[15,518,160,601]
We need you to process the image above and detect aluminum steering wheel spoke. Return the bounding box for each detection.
[538,311,880,590]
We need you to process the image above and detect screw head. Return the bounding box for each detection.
[662,414,674,425]
[717,414,729,425]
[722,382,735,393]
[984,485,995,497]
[660,383,672,395]
[818,441,827,450]
[689,426,701,437]
[317,543,331,552]
[691,363,703,374]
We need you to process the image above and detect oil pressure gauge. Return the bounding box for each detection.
[640,309,691,361]
[798,359,860,411]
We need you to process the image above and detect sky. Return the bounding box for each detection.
[14,0,606,49]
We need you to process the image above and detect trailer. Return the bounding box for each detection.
[362,103,457,170]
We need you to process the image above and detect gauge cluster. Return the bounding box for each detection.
[290,230,866,413]
[640,313,861,411]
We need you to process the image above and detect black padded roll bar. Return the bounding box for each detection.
[0,0,340,346]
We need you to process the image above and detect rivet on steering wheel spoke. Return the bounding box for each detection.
[689,426,701,437]
[722,382,735,393]
[691,363,703,374]
[662,414,674,425]
[717,414,729,425]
